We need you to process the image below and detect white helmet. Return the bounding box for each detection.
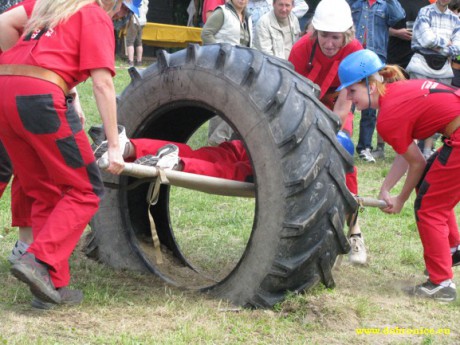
[311,0,353,33]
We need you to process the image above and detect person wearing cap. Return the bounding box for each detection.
[337,49,460,302]
[254,0,301,59]
[289,0,368,265]
[0,0,127,308]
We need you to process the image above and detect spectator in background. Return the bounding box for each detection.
[450,0,460,86]
[125,0,149,67]
[254,0,301,59]
[201,0,252,146]
[201,0,252,46]
[373,0,431,160]
[347,0,405,163]
[248,0,308,28]
[406,0,460,159]
[387,0,430,71]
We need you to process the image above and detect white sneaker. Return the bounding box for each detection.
[134,144,180,170]
[348,235,367,265]
[8,240,30,265]
[93,125,129,159]
[371,146,385,159]
[359,148,376,163]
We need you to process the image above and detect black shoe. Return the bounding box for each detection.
[31,287,84,310]
[404,280,456,302]
[452,249,460,267]
[88,125,105,146]
[11,253,61,304]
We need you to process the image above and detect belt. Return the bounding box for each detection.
[0,64,69,95]
[443,116,460,138]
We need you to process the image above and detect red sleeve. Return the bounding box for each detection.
[79,8,116,76]
[288,34,312,77]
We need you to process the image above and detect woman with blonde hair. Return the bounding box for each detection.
[0,0,127,308]
[338,49,460,302]
[288,0,367,265]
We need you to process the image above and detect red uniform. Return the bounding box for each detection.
[377,79,460,284]
[289,34,363,194]
[132,139,252,182]
[0,3,114,287]
[0,0,35,199]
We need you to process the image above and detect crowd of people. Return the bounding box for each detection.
[0,0,460,310]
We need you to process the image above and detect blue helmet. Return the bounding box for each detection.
[123,0,140,16]
[336,49,385,91]
[336,131,354,156]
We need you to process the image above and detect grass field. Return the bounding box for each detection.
[1,62,460,345]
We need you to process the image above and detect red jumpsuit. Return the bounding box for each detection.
[0,0,35,225]
[132,139,252,182]
[0,3,115,288]
[377,79,460,284]
[289,34,363,194]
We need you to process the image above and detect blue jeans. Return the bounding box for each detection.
[356,108,377,153]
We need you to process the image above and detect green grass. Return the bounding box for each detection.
[1,63,460,344]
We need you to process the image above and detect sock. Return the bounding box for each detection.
[439,279,455,288]
[451,245,460,254]
[123,142,134,158]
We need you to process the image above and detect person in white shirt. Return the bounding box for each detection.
[254,0,301,58]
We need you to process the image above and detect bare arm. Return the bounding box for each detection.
[90,68,125,174]
[333,89,352,127]
[389,27,412,41]
[0,5,28,51]
[379,142,426,214]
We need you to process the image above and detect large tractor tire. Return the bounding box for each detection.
[86,44,358,308]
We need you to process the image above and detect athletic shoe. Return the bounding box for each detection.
[359,148,376,163]
[93,125,129,160]
[8,240,30,265]
[371,146,385,160]
[10,252,61,304]
[404,280,456,302]
[134,144,180,170]
[31,287,84,310]
[348,235,367,265]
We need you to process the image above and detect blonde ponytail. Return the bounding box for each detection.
[368,64,407,96]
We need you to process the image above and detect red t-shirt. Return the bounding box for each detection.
[289,34,363,97]
[202,0,225,24]
[0,3,115,89]
[377,79,460,154]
